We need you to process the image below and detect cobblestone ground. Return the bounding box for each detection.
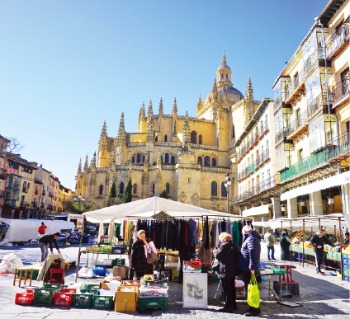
[0,244,349,318]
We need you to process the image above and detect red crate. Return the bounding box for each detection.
[61,287,77,294]
[53,292,74,307]
[15,290,34,305]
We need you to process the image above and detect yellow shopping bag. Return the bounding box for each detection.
[247,273,260,308]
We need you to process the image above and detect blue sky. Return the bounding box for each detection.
[0,0,328,190]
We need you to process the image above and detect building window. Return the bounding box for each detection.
[204,156,210,167]
[198,157,202,165]
[171,155,176,164]
[133,183,137,195]
[232,125,235,139]
[119,182,124,195]
[211,181,217,197]
[152,183,155,195]
[191,131,197,144]
[212,158,217,167]
[199,135,203,144]
[165,153,169,163]
[99,185,103,195]
[164,135,168,142]
[166,183,170,195]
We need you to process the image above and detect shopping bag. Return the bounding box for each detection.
[147,251,159,264]
[247,273,260,308]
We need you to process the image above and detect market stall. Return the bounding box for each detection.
[268,214,349,281]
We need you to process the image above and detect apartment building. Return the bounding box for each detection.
[272,0,349,223]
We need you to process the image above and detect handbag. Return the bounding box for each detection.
[247,273,260,309]
[147,251,159,264]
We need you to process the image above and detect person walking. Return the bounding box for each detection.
[215,232,239,313]
[264,229,276,260]
[38,232,61,262]
[310,229,333,275]
[130,229,149,279]
[239,225,261,317]
[280,232,291,261]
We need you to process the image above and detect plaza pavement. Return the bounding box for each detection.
[0,243,349,319]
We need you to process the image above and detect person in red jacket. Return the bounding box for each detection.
[38,222,47,235]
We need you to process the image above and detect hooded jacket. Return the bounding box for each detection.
[239,230,261,272]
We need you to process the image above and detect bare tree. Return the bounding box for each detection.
[7,137,23,153]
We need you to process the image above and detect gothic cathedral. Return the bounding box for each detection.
[75,55,258,212]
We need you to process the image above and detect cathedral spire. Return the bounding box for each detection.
[99,121,108,147]
[244,75,255,125]
[196,94,203,113]
[172,98,178,116]
[158,98,163,117]
[147,100,154,142]
[84,155,89,172]
[77,158,82,175]
[118,112,125,135]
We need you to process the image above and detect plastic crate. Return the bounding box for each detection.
[72,293,93,308]
[43,283,63,293]
[33,288,54,306]
[61,287,77,294]
[273,281,300,295]
[138,296,168,312]
[112,258,126,266]
[15,289,34,305]
[53,292,74,307]
[82,283,100,290]
[91,295,114,310]
[112,246,126,254]
[80,288,100,295]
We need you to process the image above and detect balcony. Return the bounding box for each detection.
[286,110,309,140]
[330,77,349,109]
[280,133,350,183]
[326,24,350,61]
[308,93,328,119]
[285,76,305,104]
[238,163,256,180]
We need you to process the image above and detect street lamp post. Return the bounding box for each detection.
[75,193,85,213]
[224,173,231,214]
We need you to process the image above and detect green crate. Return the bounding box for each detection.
[80,288,100,295]
[91,295,114,310]
[138,296,168,312]
[72,294,93,308]
[43,283,64,293]
[112,258,126,266]
[82,283,100,290]
[33,288,54,306]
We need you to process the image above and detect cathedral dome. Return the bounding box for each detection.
[203,55,243,106]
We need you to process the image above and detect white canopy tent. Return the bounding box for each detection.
[0,218,75,243]
[83,196,243,223]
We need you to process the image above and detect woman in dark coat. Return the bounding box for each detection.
[280,232,291,261]
[239,225,261,317]
[130,229,147,279]
[215,232,239,313]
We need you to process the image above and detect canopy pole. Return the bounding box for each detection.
[75,215,85,283]
[302,219,305,268]
[339,217,343,277]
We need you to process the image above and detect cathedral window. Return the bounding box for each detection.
[204,156,210,167]
[212,158,217,167]
[166,183,170,195]
[171,155,175,164]
[221,182,227,197]
[119,182,124,196]
[165,153,169,163]
[99,185,103,196]
[199,135,203,144]
[211,181,217,197]
[164,135,168,142]
[155,135,158,142]
[198,157,202,165]
[137,153,141,163]
[191,131,197,144]
[152,183,155,195]
[232,125,235,139]
[133,183,137,195]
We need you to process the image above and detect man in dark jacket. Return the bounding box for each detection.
[215,232,239,313]
[38,232,61,262]
[239,225,261,317]
[310,229,333,275]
